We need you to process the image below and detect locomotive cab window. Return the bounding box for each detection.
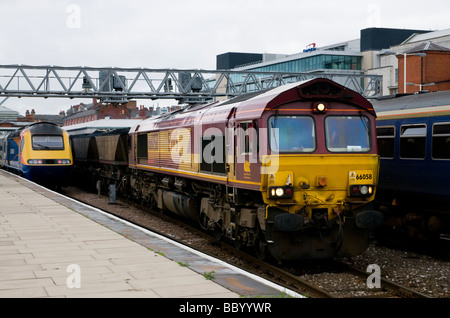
[32,135,64,150]
[376,126,395,158]
[325,116,371,152]
[269,116,315,153]
[400,124,426,159]
[432,123,450,160]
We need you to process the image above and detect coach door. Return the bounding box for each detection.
[225,108,237,202]
[7,138,19,168]
[235,120,258,183]
[226,112,236,179]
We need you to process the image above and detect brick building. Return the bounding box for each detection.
[18,109,65,125]
[63,100,140,126]
[63,98,184,126]
[397,41,450,94]
[366,28,450,95]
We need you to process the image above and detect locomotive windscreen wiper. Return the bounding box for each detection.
[33,143,50,149]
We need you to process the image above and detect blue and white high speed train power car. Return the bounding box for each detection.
[0,122,73,187]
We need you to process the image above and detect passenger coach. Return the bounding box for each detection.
[373,91,450,239]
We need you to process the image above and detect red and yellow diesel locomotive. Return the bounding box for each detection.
[121,78,383,260]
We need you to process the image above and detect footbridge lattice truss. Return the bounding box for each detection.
[0,65,382,104]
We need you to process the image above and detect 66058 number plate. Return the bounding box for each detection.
[349,170,373,184]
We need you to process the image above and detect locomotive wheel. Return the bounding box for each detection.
[427,215,443,236]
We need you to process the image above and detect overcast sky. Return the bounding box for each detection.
[1,0,449,115]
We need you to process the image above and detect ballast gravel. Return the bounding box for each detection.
[63,187,449,298]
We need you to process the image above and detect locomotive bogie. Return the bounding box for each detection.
[198,196,259,247]
[128,170,157,203]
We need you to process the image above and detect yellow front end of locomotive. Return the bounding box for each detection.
[20,130,73,166]
[261,154,380,222]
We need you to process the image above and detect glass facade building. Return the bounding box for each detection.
[214,40,367,95]
[222,53,362,93]
[247,54,361,73]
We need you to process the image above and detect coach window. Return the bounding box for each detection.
[432,123,450,160]
[376,126,395,158]
[400,124,426,159]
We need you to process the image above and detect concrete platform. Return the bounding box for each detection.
[0,170,302,298]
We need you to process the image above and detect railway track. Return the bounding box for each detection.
[342,264,431,298]
[375,234,450,262]
[61,186,434,298]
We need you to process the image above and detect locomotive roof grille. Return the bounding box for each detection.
[299,81,344,97]
[8,122,63,138]
[219,88,272,107]
[28,122,63,135]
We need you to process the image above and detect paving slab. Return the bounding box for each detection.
[0,170,302,299]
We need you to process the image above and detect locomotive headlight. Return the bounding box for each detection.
[275,188,284,197]
[316,103,326,112]
[350,185,374,197]
[360,186,368,195]
[269,186,294,199]
[313,102,327,113]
